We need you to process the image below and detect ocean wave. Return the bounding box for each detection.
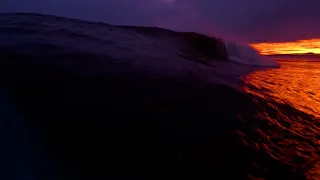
[0,13,278,68]
[224,40,280,67]
[0,13,315,180]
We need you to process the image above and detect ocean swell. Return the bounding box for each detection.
[0,13,315,180]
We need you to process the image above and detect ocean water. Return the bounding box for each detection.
[244,57,320,118]
[241,57,320,179]
[0,13,320,180]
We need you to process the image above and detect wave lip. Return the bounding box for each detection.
[224,40,280,67]
[0,13,280,70]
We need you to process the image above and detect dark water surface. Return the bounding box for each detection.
[0,13,320,180]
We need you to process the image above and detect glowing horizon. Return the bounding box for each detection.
[251,39,320,55]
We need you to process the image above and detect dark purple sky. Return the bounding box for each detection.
[1,0,320,42]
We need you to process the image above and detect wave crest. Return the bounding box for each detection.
[224,40,280,67]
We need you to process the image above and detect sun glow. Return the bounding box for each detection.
[251,39,320,55]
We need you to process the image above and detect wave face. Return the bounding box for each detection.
[224,40,280,67]
[1,13,316,180]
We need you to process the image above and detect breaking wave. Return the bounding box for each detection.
[224,40,280,67]
[2,13,318,180]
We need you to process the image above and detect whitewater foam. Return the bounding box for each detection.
[223,40,280,67]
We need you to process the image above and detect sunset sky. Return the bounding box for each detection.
[1,0,320,54]
[252,39,320,55]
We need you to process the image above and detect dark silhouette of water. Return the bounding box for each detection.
[0,13,319,180]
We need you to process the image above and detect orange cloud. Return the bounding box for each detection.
[251,39,320,55]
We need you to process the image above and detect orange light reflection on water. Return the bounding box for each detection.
[242,59,320,178]
[243,59,320,118]
[251,39,320,55]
